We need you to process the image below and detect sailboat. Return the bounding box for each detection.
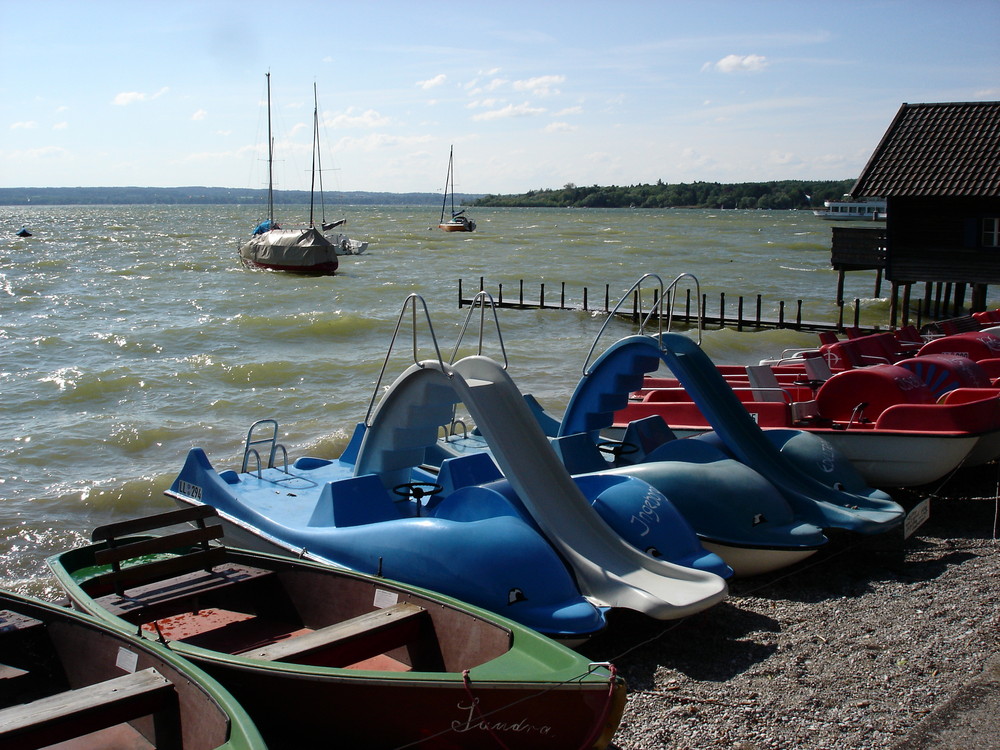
[438,145,476,232]
[239,76,359,274]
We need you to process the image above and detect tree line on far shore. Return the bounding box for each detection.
[470,179,856,210]
[0,186,479,207]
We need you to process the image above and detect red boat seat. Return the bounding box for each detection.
[938,387,1000,406]
[876,393,1000,434]
[815,365,935,423]
[894,354,991,398]
[918,331,1000,362]
[973,309,1000,325]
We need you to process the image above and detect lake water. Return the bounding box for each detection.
[0,204,900,595]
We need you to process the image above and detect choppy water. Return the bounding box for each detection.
[1,204,900,595]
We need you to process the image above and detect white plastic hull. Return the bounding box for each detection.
[701,541,819,578]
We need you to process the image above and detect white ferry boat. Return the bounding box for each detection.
[813,196,887,221]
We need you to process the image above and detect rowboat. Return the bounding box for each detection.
[48,506,627,750]
[0,587,265,750]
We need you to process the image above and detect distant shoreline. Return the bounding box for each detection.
[0,186,483,207]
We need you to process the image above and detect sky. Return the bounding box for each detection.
[2,0,999,195]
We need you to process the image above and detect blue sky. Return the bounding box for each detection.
[3,0,998,194]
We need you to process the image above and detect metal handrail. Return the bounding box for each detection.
[582,272,702,375]
[450,290,508,369]
[365,294,447,426]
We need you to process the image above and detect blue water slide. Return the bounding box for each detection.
[560,334,904,535]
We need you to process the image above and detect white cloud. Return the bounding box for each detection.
[8,145,69,159]
[113,87,169,105]
[334,133,434,152]
[417,74,446,89]
[705,54,769,73]
[469,77,509,96]
[513,75,565,96]
[472,102,546,121]
[330,107,390,129]
[544,121,576,133]
[10,121,37,130]
[192,109,208,121]
[554,106,583,116]
[52,122,68,130]
[467,98,502,109]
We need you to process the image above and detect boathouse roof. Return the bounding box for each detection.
[851,101,1000,199]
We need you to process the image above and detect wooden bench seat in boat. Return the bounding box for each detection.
[95,563,276,622]
[89,506,275,623]
[0,667,180,750]
[244,602,429,668]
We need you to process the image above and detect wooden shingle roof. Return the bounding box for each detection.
[851,101,1000,198]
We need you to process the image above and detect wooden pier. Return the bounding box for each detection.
[458,278,887,335]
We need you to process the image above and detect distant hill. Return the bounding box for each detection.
[0,186,483,207]
[472,179,857,209]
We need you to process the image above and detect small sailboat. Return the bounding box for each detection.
[438,145,476,232]
[16,226,31,237]
[239,75,357,274]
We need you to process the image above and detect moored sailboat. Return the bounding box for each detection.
[239,76,361,273]
[438,145,476,232]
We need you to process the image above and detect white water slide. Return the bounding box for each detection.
[355,355,728,620]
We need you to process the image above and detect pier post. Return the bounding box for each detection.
[583,287,589,311]
[720,292,726,327]
[560,282,566,309]
[459,278,464,308]
[737,296,744,331]
[779,301,785,328]
[519,279,524,306]
[685,289,692,323]
[854,299,861,329]
[796,300,802,329]
[605,285,610,312]
[479,277,484,292]
[498,282,504,306]
[540,283,545,308]
[755,295,762,328]
[701,294,707,330]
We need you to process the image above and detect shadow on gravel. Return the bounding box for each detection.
[580,472,998,693]
[580,602,780,688]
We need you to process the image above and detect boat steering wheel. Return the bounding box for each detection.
[391,483,443,516]
[596,441,639,460]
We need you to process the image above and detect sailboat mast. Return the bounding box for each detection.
[309,82,317,228]
[440,145,454,223]
[314,83,327,226]
[449,146,456,218]
[266,72,274,224]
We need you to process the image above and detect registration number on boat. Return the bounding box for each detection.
[903,498,930,539]
[175,480,203,501]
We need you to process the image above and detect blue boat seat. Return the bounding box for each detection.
[436,452,503,494]
[615,415,677,466]
[550,433,611,475]
[308,474,399,528]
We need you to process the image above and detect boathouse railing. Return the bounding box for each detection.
[457,277,908,335]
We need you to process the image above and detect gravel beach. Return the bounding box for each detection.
[581,466,1000,750]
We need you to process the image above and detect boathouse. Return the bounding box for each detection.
[846,101,1000,325]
